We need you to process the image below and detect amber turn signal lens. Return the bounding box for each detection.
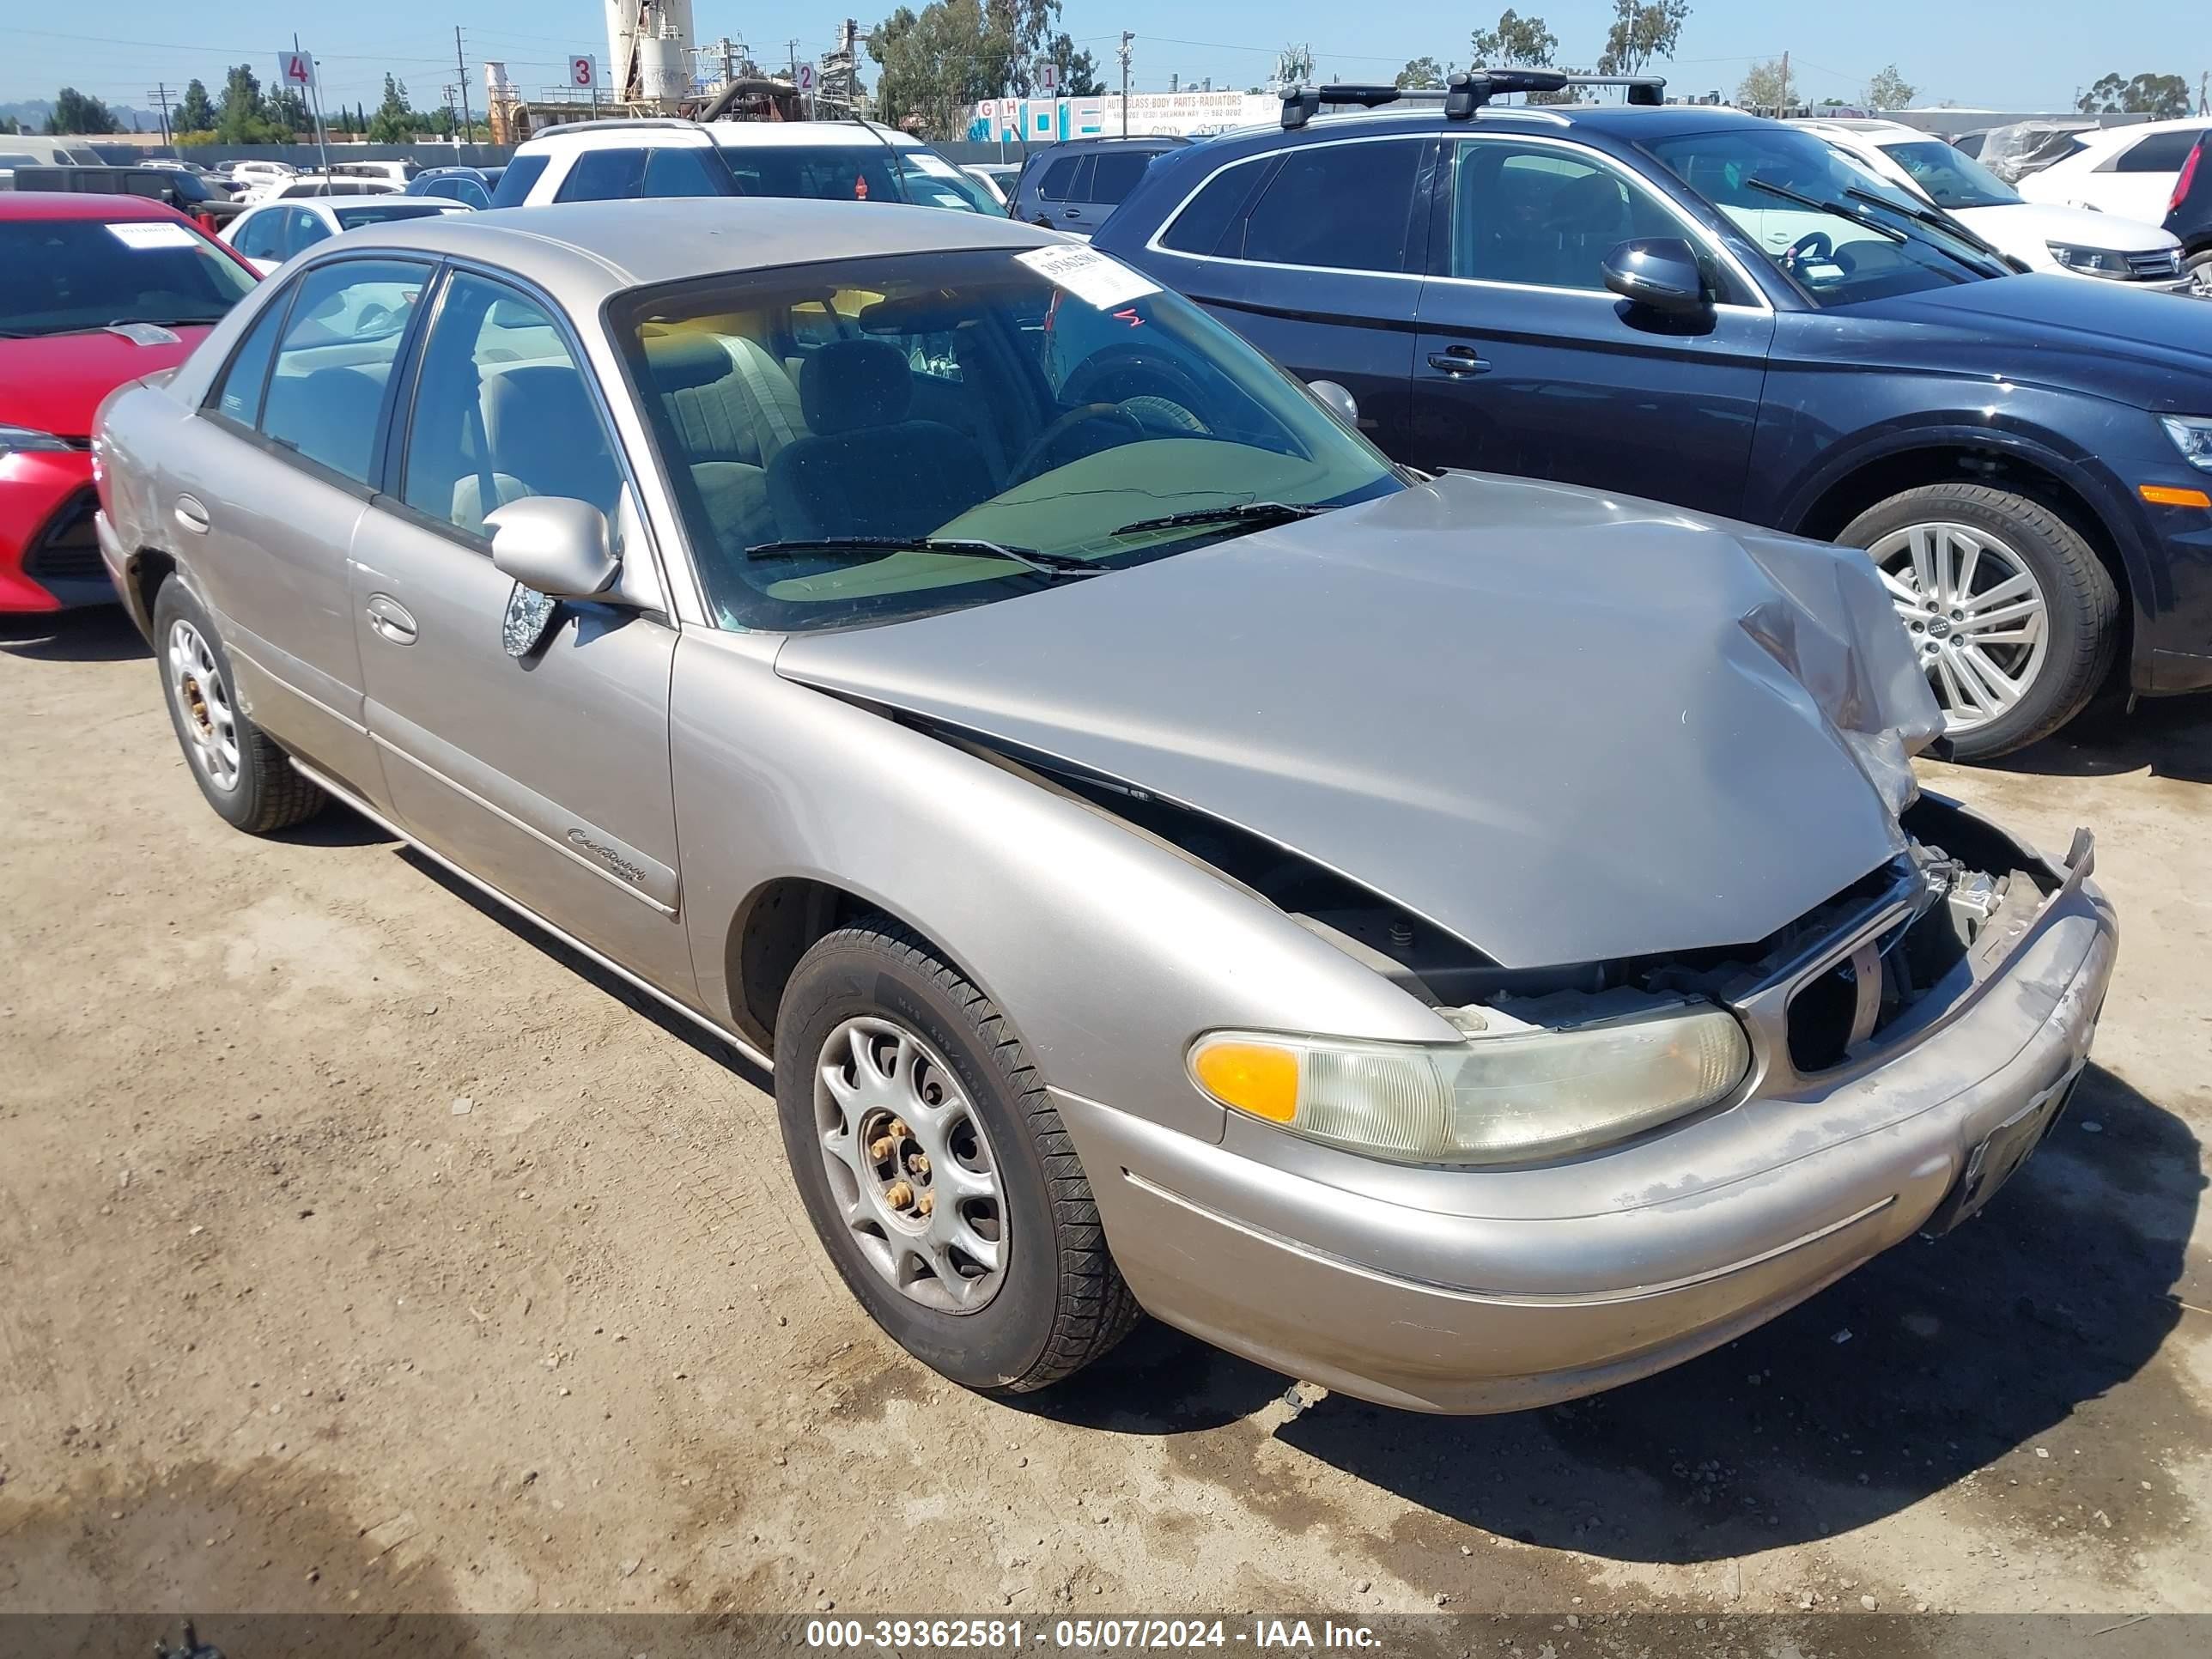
[1190,1041,1299,1122]
[2139,483,2212,508]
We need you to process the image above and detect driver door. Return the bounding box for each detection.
[348,267,695,994]
[1409,137,1775,516]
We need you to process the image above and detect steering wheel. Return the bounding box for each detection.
[1781,230,1835,270]
[1007,403,1146,486]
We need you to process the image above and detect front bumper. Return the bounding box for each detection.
[1,449,105,612]
[1057,831,2117,1414]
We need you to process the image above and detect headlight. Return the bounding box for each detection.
[1188,1001,1751,1166]
[2162,416,2212,472]
[0,424,74,459]
[2045,242,2133,278]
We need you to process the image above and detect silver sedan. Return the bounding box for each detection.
[93,202,2117,1412]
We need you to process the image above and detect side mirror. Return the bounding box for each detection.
[1307,379,1360,428]
[486,497,618,600]
[1601,238,1712,314]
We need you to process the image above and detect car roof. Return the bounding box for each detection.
[276,194,463,215]
[0,191,190,222]
[325,198,1065,307]
[2069,117,2211,154]
[706,119,923,149]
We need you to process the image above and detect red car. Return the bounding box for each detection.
[1,193,258,611]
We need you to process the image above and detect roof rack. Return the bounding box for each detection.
[527,117,705,140]
[1280,69,1665,130]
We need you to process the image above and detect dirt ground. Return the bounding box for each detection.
[2,607,2208,1626]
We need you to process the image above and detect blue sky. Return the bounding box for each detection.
[9,3,2203,119]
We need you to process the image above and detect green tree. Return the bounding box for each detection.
[871,3,1007,138]
[1596,0,1692,76]
[1396,57,1448,90]
[176,78,215,133]
[1863,64,1917,110]
[47,87,119,134]
[215,63,288,143]
[0,116,19,136]
[366,72,418,143]
[1470,10,1556,67]
[2077,71,2191,118]
[1735,55,1797,110]
[270,89,310,137]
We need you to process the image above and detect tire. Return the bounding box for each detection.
[152,576,325,833]
[1840,483,2118,762]
[774,916,1139,1395]
[2187,249,2212,300]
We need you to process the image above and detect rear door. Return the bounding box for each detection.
[1132,134,1433,458]
[1025,151,1091,230]
[1064,147,1153,235]
[347,265,694,991]
[164,257,433,804]
[1408,135,1774,514]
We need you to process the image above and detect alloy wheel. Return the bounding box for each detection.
[1870,520,2050,734]
[813,1016,1008,1315]
[167,618,241,792]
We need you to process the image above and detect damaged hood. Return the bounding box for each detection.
[774,472,1942,969]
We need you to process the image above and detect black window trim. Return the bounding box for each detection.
[372,255,678,624]
[193,251,441,503]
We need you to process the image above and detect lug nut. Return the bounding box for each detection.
[869,1135,896,1162]
[907,1152,930,1177]
[885,1180,914,1210]
[915,1192,935,1218]
[888,1118,911,1140]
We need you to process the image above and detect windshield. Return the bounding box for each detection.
[898,152,1002,214]
[0,217,255,337]
[333,202,453,230]
[1876,138,2021,210]
[1644,125,2009,307]
[615,246,1400,633]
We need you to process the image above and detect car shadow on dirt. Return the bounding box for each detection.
[0,606,149,662]
[395,848,776,1095]
[1268,1060,2204,1564]
[1987,695,2212,784]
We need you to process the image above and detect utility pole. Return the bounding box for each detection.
[453,27,474,157]
[1780,49,1790,110]
[145,82,174,149]
[1119,32,1133,135]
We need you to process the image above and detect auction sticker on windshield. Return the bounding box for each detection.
[1016,244,1160,310]
[106,222,200,252]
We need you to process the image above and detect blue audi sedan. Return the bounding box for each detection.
[1096,76,2212,758]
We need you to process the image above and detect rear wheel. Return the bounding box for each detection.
[1843,483,2118,761]
[774,917,1139,1395]
[2187,250,2211,300]
[153,577,325,833]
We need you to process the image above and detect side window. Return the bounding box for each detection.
[289,208,330,252]
[399,273,623,538]
[1087,149,1152,206]
[1036,155,1086,201]
[1158,159,1273,255]
[1449,141,1684,291]
[231,210,283,262]
[489,153,547,206]
[459,180,491,210]
[259,258,430,485]
[209,290,290,426]
[2112,128,2205,173]
[1238,141,1421,272]
[642,144,733,198]
[555,147,648,202]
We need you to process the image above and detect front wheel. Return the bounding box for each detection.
[774,918,1139,1395]
[1842,483,2118,761]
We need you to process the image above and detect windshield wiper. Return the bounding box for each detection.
[1838,185,2004,262]
[1743,178,1905,243]
[1109,501,1335,538]
[743,536,1103,578]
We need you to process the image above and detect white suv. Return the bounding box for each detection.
[491,118,999,215]
[2016,118,2212,224]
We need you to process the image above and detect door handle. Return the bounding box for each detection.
[1426,347,1492,377]
[365,592,417,646]
[1063,207,1082,218]
[173,496,210,534]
